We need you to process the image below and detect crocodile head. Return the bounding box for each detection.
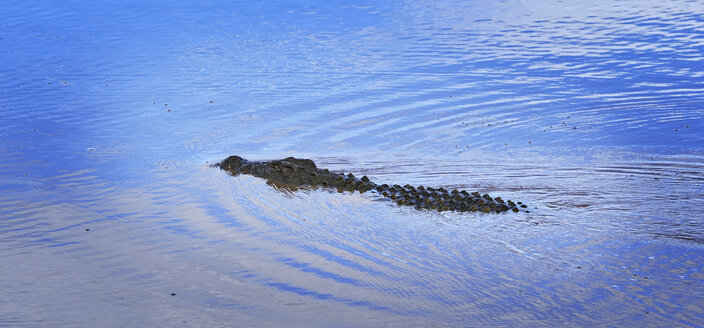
[218,155,247,173]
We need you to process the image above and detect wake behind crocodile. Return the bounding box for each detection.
[217,156,527,214]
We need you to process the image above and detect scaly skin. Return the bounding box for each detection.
[217,156,527,213]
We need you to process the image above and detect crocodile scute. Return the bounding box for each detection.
[217,155,525,214]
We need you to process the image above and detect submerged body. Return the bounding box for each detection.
[217,155,526,214]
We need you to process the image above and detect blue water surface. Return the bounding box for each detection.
[1,0,703,327]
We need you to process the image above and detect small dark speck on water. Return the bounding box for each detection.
[85,229,90,231]
[171,293,176,296]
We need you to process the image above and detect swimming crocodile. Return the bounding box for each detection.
[217,155,527,213]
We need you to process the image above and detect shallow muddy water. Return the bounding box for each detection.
[1,0,703,327]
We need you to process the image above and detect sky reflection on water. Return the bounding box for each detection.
[1,0,703,327]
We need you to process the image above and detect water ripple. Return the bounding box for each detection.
[2,0,704,326]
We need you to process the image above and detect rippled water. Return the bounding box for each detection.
[2,0,703,326]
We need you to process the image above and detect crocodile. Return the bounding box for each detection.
[216,155,527,213]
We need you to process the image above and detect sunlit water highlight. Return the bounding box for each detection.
[1,0,703,326]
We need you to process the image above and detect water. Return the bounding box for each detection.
[1,0,703,326]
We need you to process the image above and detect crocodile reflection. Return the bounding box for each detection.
[217,156,527,214]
